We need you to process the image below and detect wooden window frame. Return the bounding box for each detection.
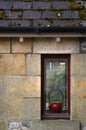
[41,54,70,120]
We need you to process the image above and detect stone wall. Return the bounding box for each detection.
[71,54,86,129]
[0,37,85,130]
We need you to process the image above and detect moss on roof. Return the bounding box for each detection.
[0,0,86,27]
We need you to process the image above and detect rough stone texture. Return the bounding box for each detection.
[31,120,80,130]
[8,120,31,130]
[71,76,86,98]
[7,75,41,97]
[26,54,41,76]
[33,2,50,10]
[0,38,10,53]
[82,122,86,130]
[71,98,86,122]
[0,120,6,130]
[71,53,86,127]
[7,120,80,130]
[71,98,79,120]
[82,127,86,130]
[0,98,22,120]
[12,38,32,53]
[23,98,40,120]
[0,54,25,75]
[62,11,79,19]
[23,11,41,19]
[0,75,8,97]
[33,38,79,54]
[0,38,85,130]
[71,54,86,76]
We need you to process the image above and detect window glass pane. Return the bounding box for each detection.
[44,58,68,114]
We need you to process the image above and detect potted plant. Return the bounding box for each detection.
[48,87,64,113]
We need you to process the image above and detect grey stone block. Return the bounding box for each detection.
[23,98,40,120]
[53,1,69,9]
[8,120,31,130]
[33,2,50,10]
[33,20,50,27]
[63,11,79,19]
[31,120,80,130]
[13,2,32,10]
[33,38,79,54]
[22,120,30,128]
[42,11,57,19]
[23,11,41,19]
[7,120,80,130]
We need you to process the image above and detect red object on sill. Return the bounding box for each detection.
[48,87,64,113]
[49,102,62,113]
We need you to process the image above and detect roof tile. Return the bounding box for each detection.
[0,0,86,27]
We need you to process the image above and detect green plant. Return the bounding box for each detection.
[30,20,33,26]
[49,3,55,11]
[17,12,23,19]
[46,64,65,103]
[0,10,7,20]
[12,8,23,12]
[37,22,41,26]
[37,7,45,11]
[79,9,86,20]
[55,24,60,27]
[9,22,21,26]
[70,2,85,10]
[45,17,53,24]
[65,22,79,27]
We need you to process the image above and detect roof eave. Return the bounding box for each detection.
[0,27,86,37]
[0,26,86,33]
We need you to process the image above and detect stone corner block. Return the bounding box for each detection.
[12,38,32,53]
[26,54,41,76]
[23,98,40,120]
[0,38,10,53]
[33,38,79,54]
[7,76,41,97]
[71,54,86,76]
[0,54,25,75]
[0,98,22,120]
[0,120,6,130]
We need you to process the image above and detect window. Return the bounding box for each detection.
[41,54,70,119]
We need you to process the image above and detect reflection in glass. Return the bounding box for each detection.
[44,59,68,114]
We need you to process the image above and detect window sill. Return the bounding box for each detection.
[42,113,70,120]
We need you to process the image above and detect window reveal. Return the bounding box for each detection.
[41,54,70,119]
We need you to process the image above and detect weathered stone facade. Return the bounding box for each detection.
[0,37,86,130]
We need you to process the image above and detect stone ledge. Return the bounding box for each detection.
[6,120,80,130]
[31,120,80,130]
